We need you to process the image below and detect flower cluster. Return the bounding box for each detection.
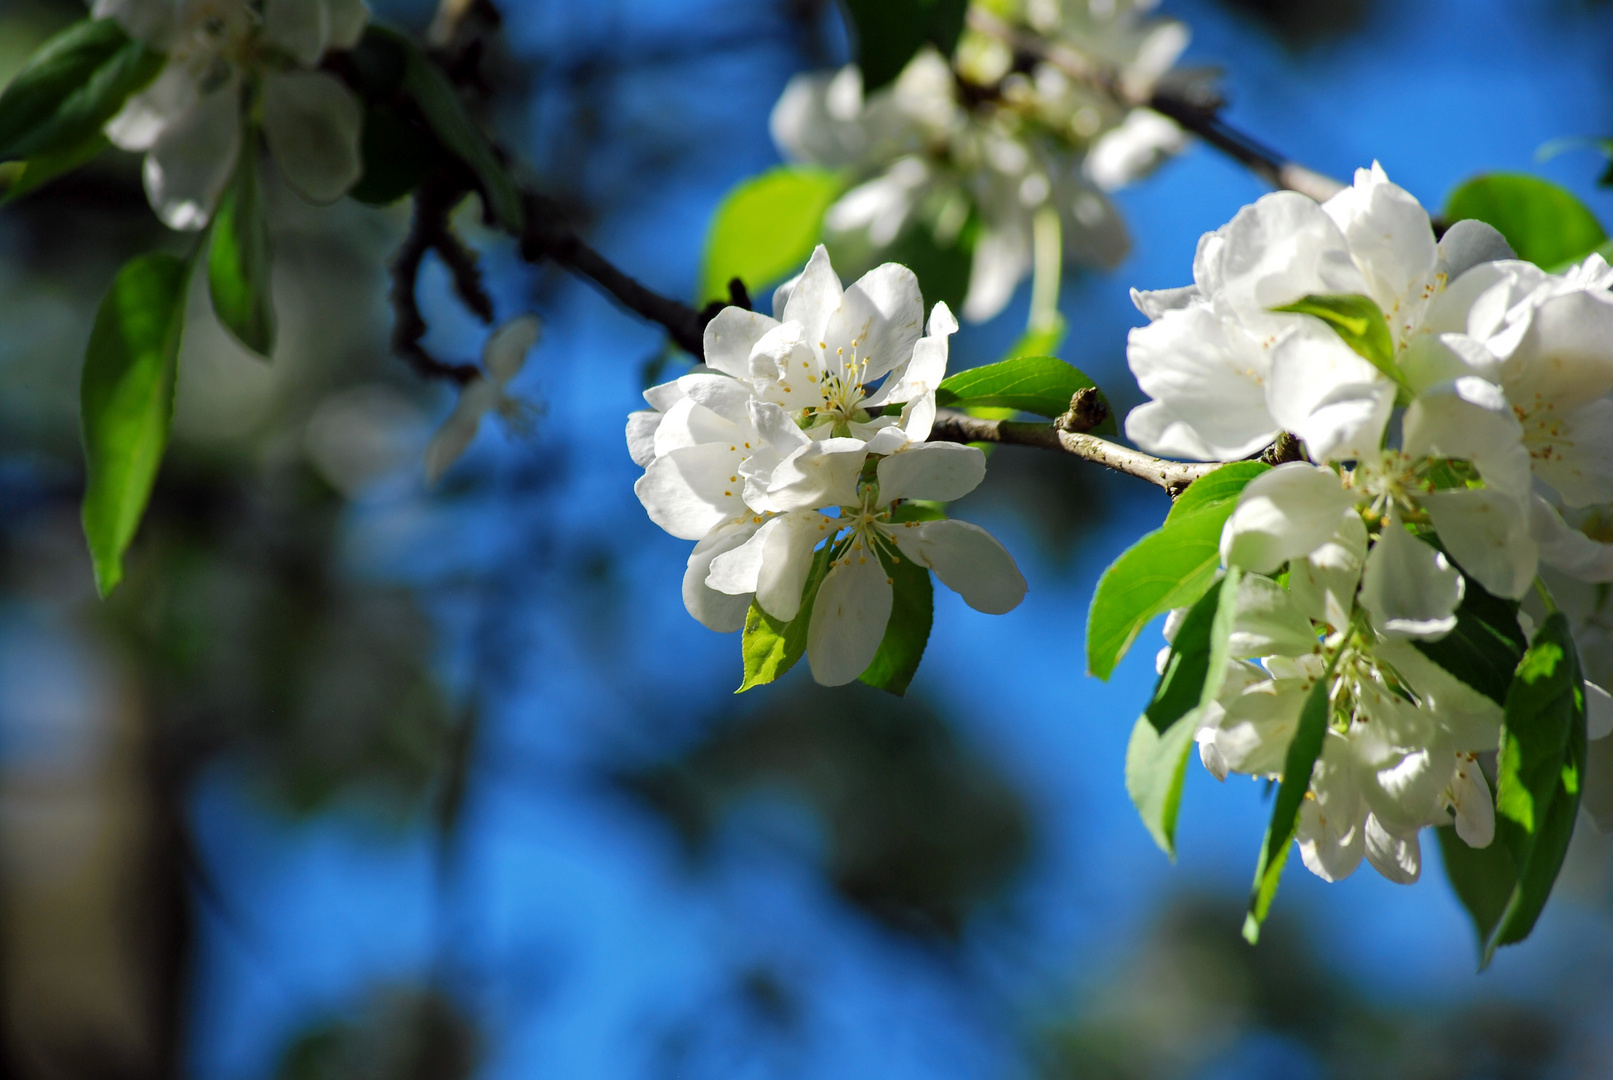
[771,0,1193,321]
[1127,163,1613,885]
[97,0,367,230]
[629,247,1027,685]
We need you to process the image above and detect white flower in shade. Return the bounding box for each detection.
[98,0,366,230]
[771,0,1192,323]
[1125,164,1515,462]
[424,315,539,483]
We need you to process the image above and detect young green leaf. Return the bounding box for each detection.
[1271,294,1398,382]
[3,133,109,202]
[1411,570,1527,706]
[1086,462,1269,680]
[838,0,969,92]
[935,355,1117,433]
[348,103,440,206]
[1126,573,1237,858]
[738,545,833,692]
[1483,611,1587,966]
[372,27,523,231]
[858,547,933,696]
[700,166,846,304]
[80,253,192,598]
[0,18,163,162]
[1244,645,1340,944]
[1445,173,1607,269]
[208,136,275,357]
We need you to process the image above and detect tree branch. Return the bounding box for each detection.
[963,7,1345,203]
[389,173,485,385]
[928,408,1218,496]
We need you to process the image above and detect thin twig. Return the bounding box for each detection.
[963,7,1345,203]
[388,174,483,385]
[929,408,1218,496]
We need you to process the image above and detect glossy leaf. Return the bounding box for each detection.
[859,547,933,696]
[1272,293,1398,382]
[2,132,108,202]
[80,253,192,598]
[208,136,275,357]
[738,544,832,692]
[0,17,163,162]
[1437,823,1516,962]
[838,0,969,92]
[936,355,1117,433]
[1483,611,1587,966]
[1243,647,1339,944]
[1086,462,1269,680]
[701,166,846,304]
[1445,173,1607,269]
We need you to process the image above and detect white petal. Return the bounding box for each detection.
[1436,219,1515,281]
[423,381,494,482]
[1502,288,1613,407]
[643,378,685,413]
[876,442,985,504]
[1289,509,1367,628]
[1402,376,1530,497]
[1296,734,1366,882]
[889,519,1026,614]
[702,307,779,379]
[806,542,893,685]
[1214,190,1367,317]
[1588,681,1613,741]
[782,245,844,343]
[1227,573,1318,659]
[626,410,661,468]
[634,443,747,540]
[1584,731,1613,832]
[1320,162,1437,316]
[1363,815,1421,884]
[262,70,363,204]
[1448,754,1495,848]
[823,262,925,383]
[1265,321,1389,460]
[754,513,827,621]
[863,301,954,407]
[652,397,739,458]
[961,225,1029,323]
[747,400,812,456]
[1086,108,1183,192]
[766,438,867,511]
[1359,516,1463,638]
[95,0,181,48]
[324,0,369,49]
[1130,284,1200,321]
[1287,378,1394,465]
[144,80,242,231]
[483,315,540,384]
[1214,678,1308,777]
[1531,397,1613,508]
[676,372,753,426]
[1220,463,1357,574]
[683,521,762,632]
[1123,401,1238,462]
[264,0,331,66]
[1424,489,1537,600]
[1124,304,1278,461]
[1531,496,1613,582]
[105,61,197,152]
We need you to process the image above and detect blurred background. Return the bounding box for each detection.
[5,0,1613,1077]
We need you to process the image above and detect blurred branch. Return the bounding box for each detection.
[928,407,1218,496]
[964,7,1346,203]
[390,174,488,386]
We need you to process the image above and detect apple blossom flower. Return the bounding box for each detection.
[97,0,367,230]
[424,314,540,483]
[1125,163,1515,462]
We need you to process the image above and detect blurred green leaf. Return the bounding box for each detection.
[859,546,933,696]
[81,252,191,598]
[1244,644,1338,944]
[1445,173,1607,269]
[349,103,439,206]
[0,17,162,162]
[209,135,275,357]
[1412,572,1526,706]
[839,0,969,92]
[1003,313,1066,363]
[1086,462,1268,680]
[1272,293,1397,381]
[1438,822,1516,963]
[935,355,1116,433]
[1484,611,1586,966]
[701,166,846,304]
[2,131,107,201]
[739,544,832,692]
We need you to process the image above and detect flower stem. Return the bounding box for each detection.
[1029,204,1063,334]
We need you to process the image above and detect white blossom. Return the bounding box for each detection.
[424,315,539,483]
[98,0,367,229]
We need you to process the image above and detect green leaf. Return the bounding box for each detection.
[1126,572,1239,858]
[1085,462,1269,680]
[80,253,192,598]
[738,544,833,692]
[888,499,947,523]
[1411,571,1527,706]
[700,166,846,304]
[1243,646,1340,944]
[935,355,1117,434]
[1483,611,1587,966]
[1445,173,1608,269]
[1437,822,1516,961]
[349,103,439,206]
[2,132,108,202]
[208,136,275,357]
[838,0,969,93]
[1272,293,1398,382]
[377,27,523,231]
[0,18,163,162]
[859,546,933,695]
